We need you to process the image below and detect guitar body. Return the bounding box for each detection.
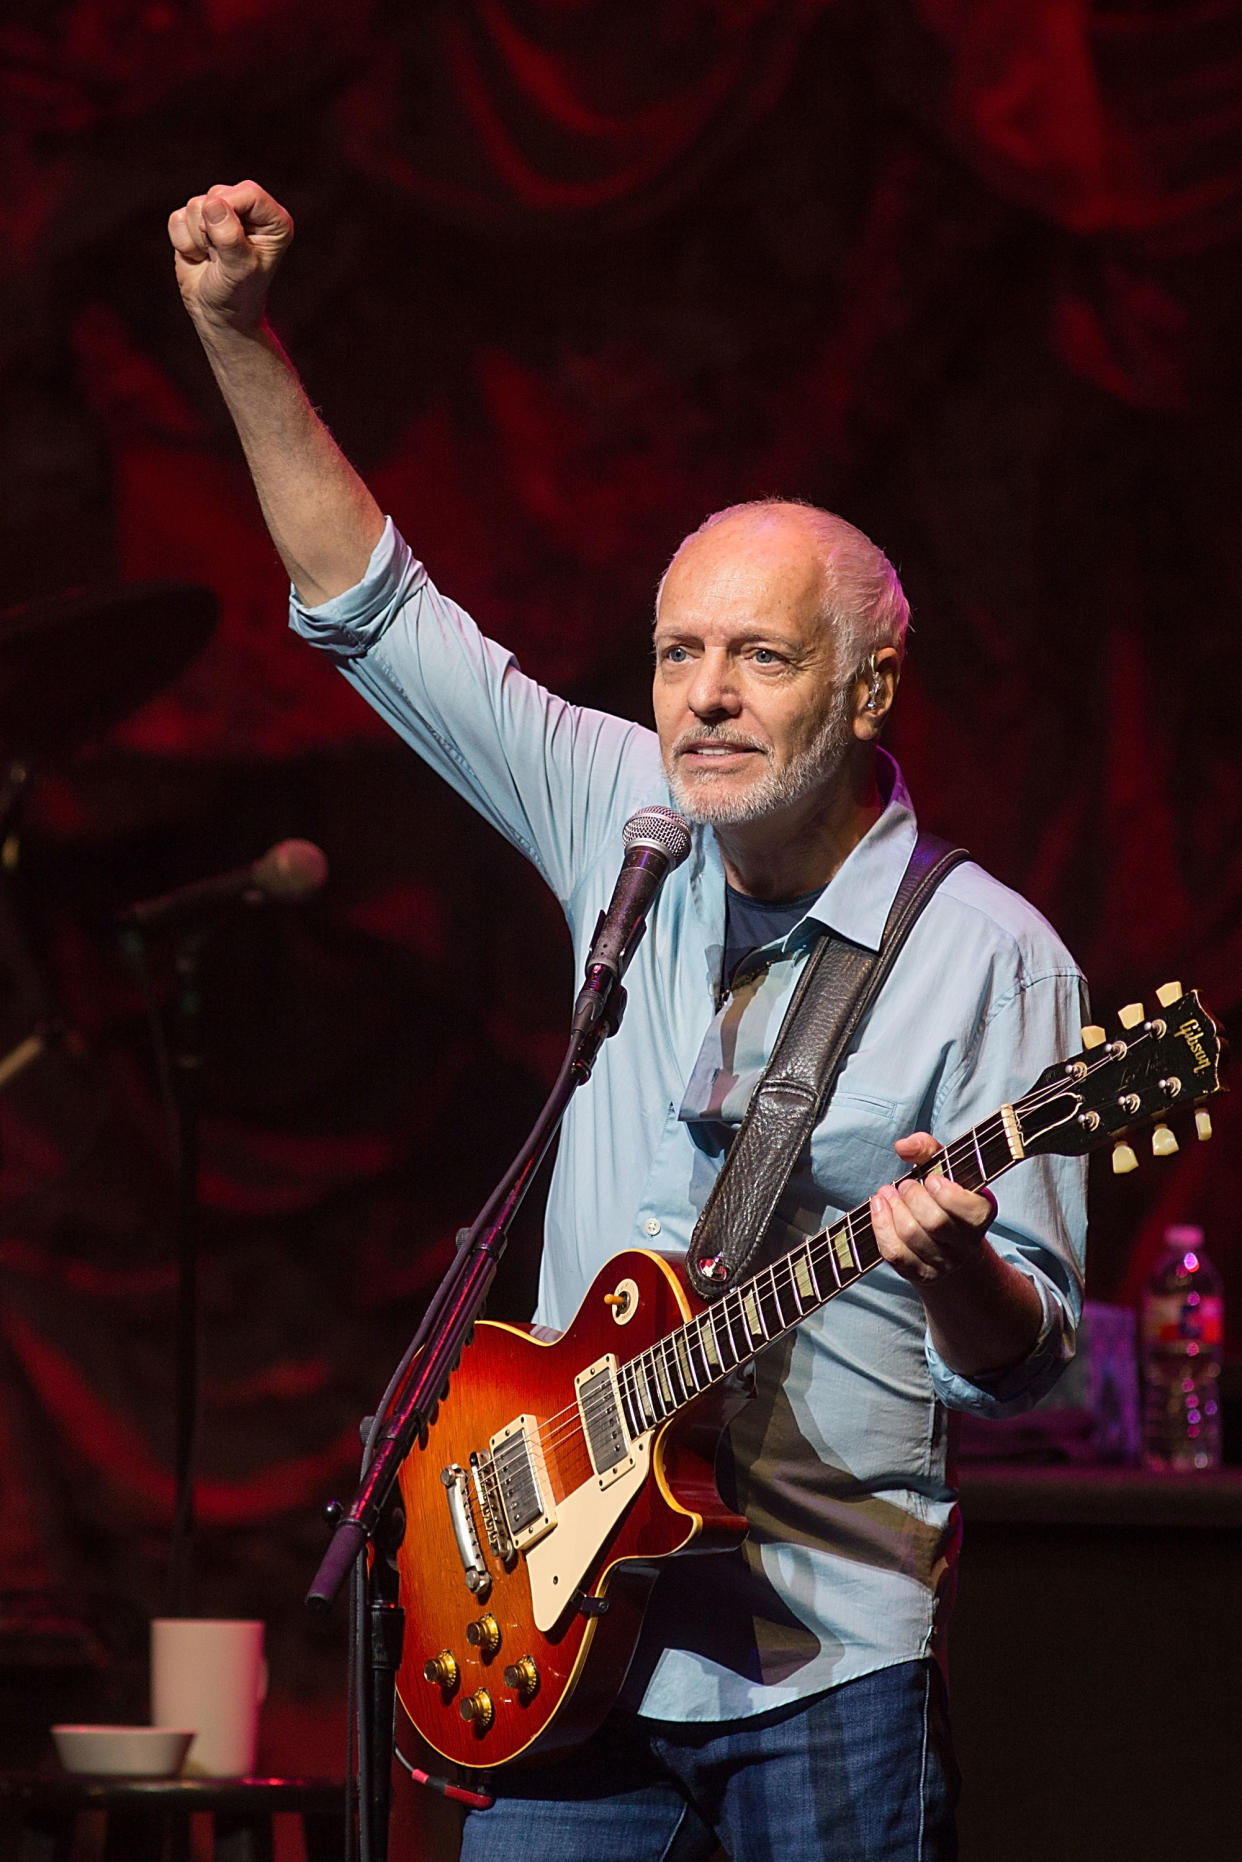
[390,984,1224,1773]
[394,1248,748,1771]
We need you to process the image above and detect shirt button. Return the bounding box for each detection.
[643,1218,662,1237]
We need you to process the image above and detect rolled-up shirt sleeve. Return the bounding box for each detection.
[923,967,1088,1417]
[288,516,416,659]
[289,519,661,907]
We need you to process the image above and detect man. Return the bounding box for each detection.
[170,181,1086,1860]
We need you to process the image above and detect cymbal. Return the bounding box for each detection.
[0,582,217,762]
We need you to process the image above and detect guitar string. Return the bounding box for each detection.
[531,1120,1021,1469]
[530,1093,1061,1465]
[525,1077,1072,1464]
[515,1030,1164,1470]
[533,1106,1027,1460]
[543,1018,1193,1464]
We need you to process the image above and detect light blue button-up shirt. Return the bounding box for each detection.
[291,520,1087,1722]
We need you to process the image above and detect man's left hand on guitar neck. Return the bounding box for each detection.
[870,1132,1045,1382]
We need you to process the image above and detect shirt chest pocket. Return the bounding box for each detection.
[804,1089,918,1216]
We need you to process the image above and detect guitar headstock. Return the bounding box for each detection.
[1013,984,1224,1170]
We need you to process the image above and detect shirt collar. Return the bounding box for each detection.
[801,749,918,953]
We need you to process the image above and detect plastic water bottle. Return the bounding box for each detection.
[1140,1225,1223,1471]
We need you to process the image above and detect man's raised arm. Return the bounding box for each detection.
[168,180,384,607]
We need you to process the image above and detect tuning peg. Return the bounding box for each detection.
[1156,981,1184,1008]
[1111,1141,1139,1174]
[1196,1108,1213,1142]
[1081,1025,1107,1050]
[1118,1003,1145,1029]
[1151,1123,1179,1157]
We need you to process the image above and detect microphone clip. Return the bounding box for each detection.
[571,911,640,1038]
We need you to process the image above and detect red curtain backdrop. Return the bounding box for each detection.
[1,0,1240,1728]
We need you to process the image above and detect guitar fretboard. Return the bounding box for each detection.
[615,1121,1019,1436]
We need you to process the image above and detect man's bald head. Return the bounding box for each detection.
[659,499,909,673]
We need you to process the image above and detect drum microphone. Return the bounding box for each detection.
[572,806,691,1035]
[117,838,328,932]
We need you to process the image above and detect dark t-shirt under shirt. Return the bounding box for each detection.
[722,882,823,990]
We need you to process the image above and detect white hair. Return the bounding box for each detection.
[659,498,910,673]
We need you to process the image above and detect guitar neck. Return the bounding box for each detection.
[613,1113,1023,1436]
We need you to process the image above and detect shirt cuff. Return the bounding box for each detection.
[926,1270,1079,1417]
[287,517,424,658]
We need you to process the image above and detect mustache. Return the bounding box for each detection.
[670,727,767,757]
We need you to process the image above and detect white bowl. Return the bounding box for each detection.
[51,1725,195,1777]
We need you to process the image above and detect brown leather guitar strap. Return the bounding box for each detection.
[686,831,970,1302]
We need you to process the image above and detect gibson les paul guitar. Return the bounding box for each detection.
[394,985,1223,1770]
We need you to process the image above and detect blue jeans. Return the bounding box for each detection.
[457,1659,958,1861]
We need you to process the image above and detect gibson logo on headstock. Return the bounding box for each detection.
[1177,1016,1213,1075]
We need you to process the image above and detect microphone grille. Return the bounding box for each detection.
[622,806,692,869]
[254,839,330,902]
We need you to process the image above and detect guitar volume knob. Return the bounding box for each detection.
[459,1688,494,1729]
[504,1656,540,1698]
[466,1613,501,1657]
[423,1650,459,1690]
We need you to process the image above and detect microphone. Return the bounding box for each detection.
[572,806,691,1035]
[118,839,329,933]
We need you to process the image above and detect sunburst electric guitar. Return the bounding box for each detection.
[394,984,1223,1770]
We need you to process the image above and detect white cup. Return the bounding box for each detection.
[150,1618,267,1777]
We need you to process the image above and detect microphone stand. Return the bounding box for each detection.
[307,959,631,1862]
[118,919,213,1617]
[165,926,210,1615]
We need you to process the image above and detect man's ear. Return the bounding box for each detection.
[851,646,901,740]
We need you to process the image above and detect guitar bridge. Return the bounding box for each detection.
[470,1450,514,1563]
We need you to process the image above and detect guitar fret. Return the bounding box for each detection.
[688,1319,713,1387]
[730,1290,757,1359]
[622,1367,645,1438]
[715,1299,743,1369]
[662,1335,689,1405]
[793,1245,819,1307]
[616,1365,637,1438]
[633,1355,651,1422]
[651,1340,675,1408]
[828,1220,854,1282]
[676,1326,704,1395]
[937,1136,971,1190]
[761,1264,789,1335]
[980,1128,1011,1179]
[845,1208,864,1272]
[639,1356,664,1424]
[740,1284,768,1349]
[770,1259,798,1326]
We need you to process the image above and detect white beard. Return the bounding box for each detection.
[663,684,854,827]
